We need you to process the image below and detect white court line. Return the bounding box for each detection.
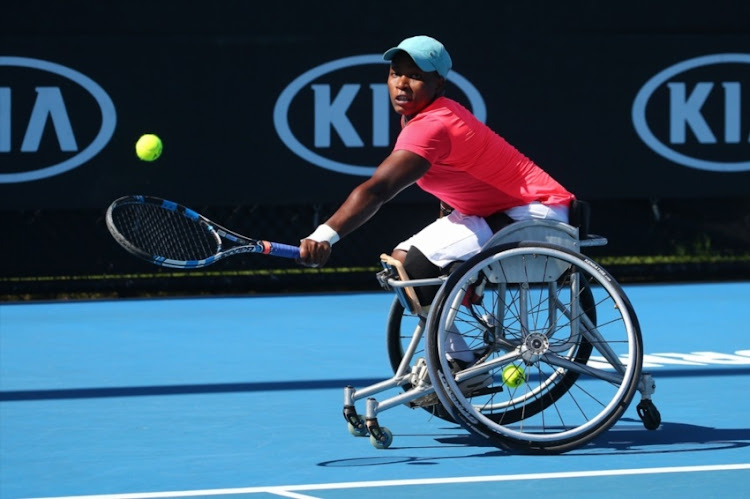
[26,463,750,499]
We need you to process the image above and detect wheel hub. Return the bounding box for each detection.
[521,332,549,363]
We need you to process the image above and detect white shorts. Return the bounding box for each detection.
[395,202,569,268]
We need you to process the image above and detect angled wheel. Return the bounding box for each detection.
[386,296,425,375]
[385,297,455,421]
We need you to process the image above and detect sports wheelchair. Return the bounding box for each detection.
[342,202,661,454]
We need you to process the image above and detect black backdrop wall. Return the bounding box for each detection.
[2,0,749,298]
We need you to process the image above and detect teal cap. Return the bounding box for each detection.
[383,35,452,77]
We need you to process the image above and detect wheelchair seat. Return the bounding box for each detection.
[484,200,606,251]
[482,218,581,252]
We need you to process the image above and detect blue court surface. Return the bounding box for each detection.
[1,281,749,498]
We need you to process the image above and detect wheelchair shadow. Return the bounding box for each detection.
[576,418,750,455]
[436,418,750,455]
[318,419,750,468]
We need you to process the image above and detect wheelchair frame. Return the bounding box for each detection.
[342,217,661,453]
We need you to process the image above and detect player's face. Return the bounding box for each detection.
[388,52,445,119]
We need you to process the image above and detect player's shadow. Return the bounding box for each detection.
[318,419,750,468]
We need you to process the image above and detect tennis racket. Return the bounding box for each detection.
[106,195,300,268]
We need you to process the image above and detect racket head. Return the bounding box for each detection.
[106,195,222,268]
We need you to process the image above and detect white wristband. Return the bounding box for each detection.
[304,224,340,245]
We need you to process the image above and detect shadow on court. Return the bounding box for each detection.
[4,366,750,402]
[317,419,750,469]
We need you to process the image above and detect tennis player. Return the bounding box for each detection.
[300,35,575,302]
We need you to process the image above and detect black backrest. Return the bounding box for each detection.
[569,200,591,240]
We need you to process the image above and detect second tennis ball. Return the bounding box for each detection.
[502,364,526,388]
[135,134,163,162]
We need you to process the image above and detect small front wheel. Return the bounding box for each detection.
[347,416,368,437]
[369,427,393,449]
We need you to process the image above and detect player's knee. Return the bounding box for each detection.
[390,248,408,265]
[403,247,441,305]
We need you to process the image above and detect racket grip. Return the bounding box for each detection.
[268,242,301,260]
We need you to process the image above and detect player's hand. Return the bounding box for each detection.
[299,239,332,268]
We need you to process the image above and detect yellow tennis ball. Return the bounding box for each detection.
[502,364,526,388]
[135,134,163,162]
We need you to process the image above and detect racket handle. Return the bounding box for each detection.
[267,242,301,260]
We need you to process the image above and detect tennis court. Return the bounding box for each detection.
[1,281,749,498]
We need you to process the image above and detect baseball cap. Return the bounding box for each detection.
[383,35,452,77]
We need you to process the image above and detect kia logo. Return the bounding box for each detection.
[0,57,117,183]
[632,53,750,172]
[274,54,486,176]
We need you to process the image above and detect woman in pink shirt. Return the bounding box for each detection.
[300,35,575,293]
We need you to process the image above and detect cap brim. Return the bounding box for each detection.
[382,47,402,61]
[382,47,437,74]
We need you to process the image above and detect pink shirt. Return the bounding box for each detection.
[393,97,574,217]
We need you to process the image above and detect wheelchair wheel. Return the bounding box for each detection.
[425,242,643,454]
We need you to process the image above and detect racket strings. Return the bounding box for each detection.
[112,203,220,261]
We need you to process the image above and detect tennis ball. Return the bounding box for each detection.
[135,134,163,162]
[502,364,526,388]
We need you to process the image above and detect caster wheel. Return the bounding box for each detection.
[347,416,368,437]
[369,426,393,449]
[637,400,661,430]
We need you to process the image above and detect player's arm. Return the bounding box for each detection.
[299,149,430,267]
